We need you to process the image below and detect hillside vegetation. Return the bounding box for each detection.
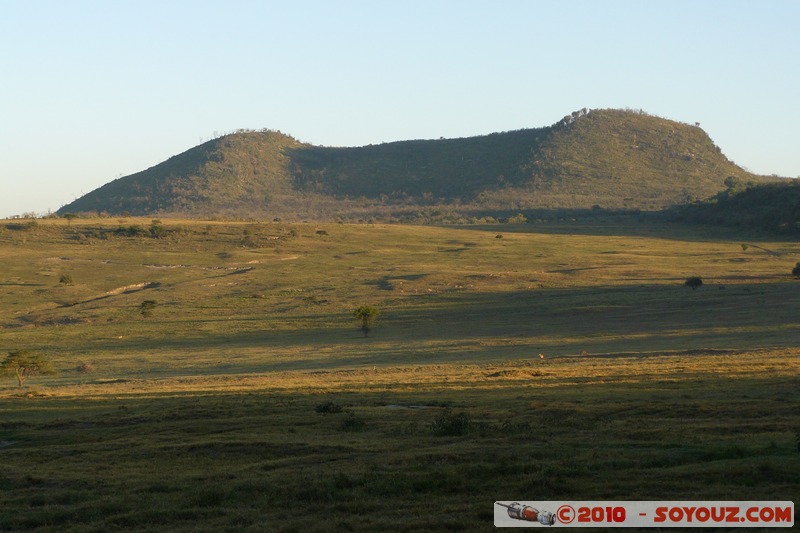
[514,108,755,209]
[58,109,766,219]
[669,178,800,234]
[60,130,304,215]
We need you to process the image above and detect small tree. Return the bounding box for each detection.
[1,350,56,388]
[793,262,800,278]
[353,306,380,337]
[685,277,703,290]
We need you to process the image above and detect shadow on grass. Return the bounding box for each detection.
[372,273,429,291]
[74,279,800,373]
[0,368,797,532]
[454,213,796,242]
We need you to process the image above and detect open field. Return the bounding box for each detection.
[1,218,798,531]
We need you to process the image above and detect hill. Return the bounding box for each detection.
[59,130,305,216]
[58,109,765,219]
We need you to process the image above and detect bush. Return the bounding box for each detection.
[792,263,800,278]
[6,220,38,231]
[59,274,74,286]
[314,401,343,414]
[75,360,95,373]
[353,305,380,337]
[430,409,473,436]
[140,300,157,318]
[339,411,366,432]
[684,277,703,290]
[116,225,149,237]
[149,219,167,238]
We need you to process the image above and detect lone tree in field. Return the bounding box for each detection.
[793,262,800,278]
[685,276,703,290]
[1,350,56,388]
[353,306,380,337]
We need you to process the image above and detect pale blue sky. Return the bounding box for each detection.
[2,0,798,218]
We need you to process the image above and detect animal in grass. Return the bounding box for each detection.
[538,353,545,360]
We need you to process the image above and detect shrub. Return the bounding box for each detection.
[684,277,703,290]
[75,360,95,373]
[6,220,38,231]
[116,225,149,237]
[353,305,380,337]
[314,401,343,414]
[792,263,800,278]
[339,411,366,432]
[149,219,167,238]
[59,274,74,286]
[140,300,157,318]
[430,409,473,436]
[501,419,532,436]
[241,235,259,248]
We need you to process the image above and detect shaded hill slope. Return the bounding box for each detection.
[59,109,765,218]
[667,178,800,234]
[287,127,547,199]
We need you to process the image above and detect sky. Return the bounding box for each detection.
[2,0,799,218]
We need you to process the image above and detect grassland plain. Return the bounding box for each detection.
[0,218,798,532]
